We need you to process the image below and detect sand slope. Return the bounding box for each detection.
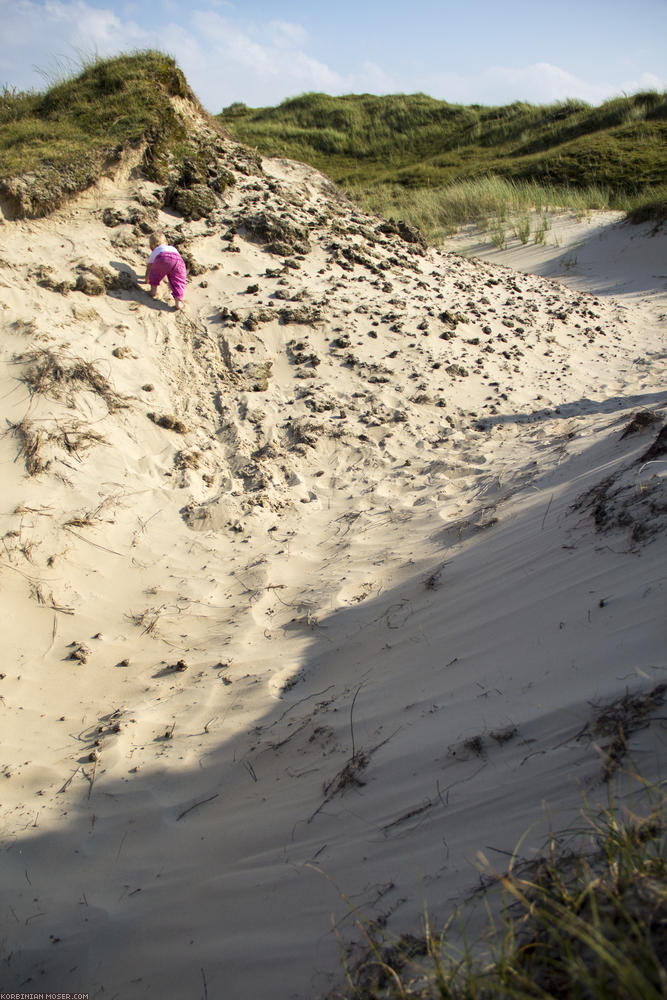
[0,122,665,998]
[443,209,667,304]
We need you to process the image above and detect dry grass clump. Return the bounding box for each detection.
[7,418,50,475]
[147,412,188,433]
[175,449,202,470]
[7,417,105,475]
[128,605,164,636]
[571,460,667,547]
[328,779,666,1000]
[16,348,129,413]
[63,496,116,529]
[583,684,666,781]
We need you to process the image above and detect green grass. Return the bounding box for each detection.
[3,56,664,231]
[0,51,212,216]
[342,175,633,244]
[0,51,196,176]
[331,777,666,999]
[219,90,667,232]
[218,90,666,191]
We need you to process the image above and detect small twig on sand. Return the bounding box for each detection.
[243,759,258,782]
[382,800,433,834]
[116,831,128,860]
[350,682,364,760]
[43,613,58,657]
[276,684,335,723]
[270,718,311,751]
[84,761,98,799]
[64,526,125,557]
[58,767,80,793]
[176,793,219,821]
[437,761,487,804]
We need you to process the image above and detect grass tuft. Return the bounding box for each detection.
[326,775,666,999]
[345,175,633,244]
[0,50,206,217]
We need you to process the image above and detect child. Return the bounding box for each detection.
[142,233,186,310]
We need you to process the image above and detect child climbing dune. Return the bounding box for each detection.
[141,232,186,310]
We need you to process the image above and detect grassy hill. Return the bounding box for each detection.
[219,90,667,237]
[2,54,663,235]
[0,51,216,217]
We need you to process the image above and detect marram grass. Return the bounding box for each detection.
[220,90,667,232]
[327,777,666,999]
[0,50,217,217]
[0,50,197,178]
[342,176,645,244]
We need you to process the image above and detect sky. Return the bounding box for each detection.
[1,0,665,111]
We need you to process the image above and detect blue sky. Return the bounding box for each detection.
[1,0,665,110]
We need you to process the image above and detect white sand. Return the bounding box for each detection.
[0,122,665,999]
[443,209,667,306]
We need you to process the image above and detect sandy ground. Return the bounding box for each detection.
[0,126,665,1000]
[443,209,667,306]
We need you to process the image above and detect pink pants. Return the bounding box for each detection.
[148,252,186,300]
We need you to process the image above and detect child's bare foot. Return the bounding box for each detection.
[174,299,184,311]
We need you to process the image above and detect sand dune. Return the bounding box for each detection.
[444,209,667,304]
[0,119,665,998]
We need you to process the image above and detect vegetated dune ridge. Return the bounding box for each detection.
[219,89,667,194]
[0,91,665,1000]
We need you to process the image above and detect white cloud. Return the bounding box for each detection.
[161,9,346,106]
[0,1,389,105]
[415,62,666,107]
[345,61,397,95]
[616,72,665,95]
[1,2,664,109]
[267,20,308,50]
[0,0,145,85]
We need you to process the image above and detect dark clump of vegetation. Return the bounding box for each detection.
[219,90,667,236]
[0,51,205,217]
[625,194,667,227]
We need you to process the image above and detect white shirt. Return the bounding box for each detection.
[147,244,179,264]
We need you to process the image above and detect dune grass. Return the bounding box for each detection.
[331,775,666,999]
[344,176,636,243]
[0,51,210,217]
[0,51,196,177]
[220,90,667,234]
[219,90,667,189]
[3,56,663,230]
